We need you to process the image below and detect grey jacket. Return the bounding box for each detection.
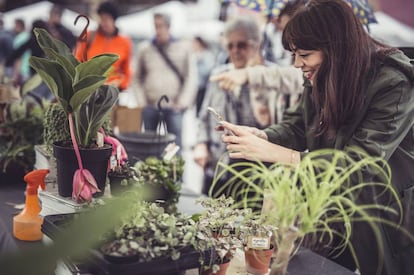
[135,40,198,109]
[196,62,285,171]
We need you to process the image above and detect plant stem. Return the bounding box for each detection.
[270,227,299,275]
[68,112,83,170]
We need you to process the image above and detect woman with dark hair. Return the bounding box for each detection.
[216,0,414,274]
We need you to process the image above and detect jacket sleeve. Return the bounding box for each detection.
[119,37,132,91]
[264,87,310,151]
[134,43,148,106]
[74,38,86,62]
[246,65,304,95]
[344,68,414,160]
[196,80,215,145]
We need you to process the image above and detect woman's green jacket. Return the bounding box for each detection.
[265,50,414,275]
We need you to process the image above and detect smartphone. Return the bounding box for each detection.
[207,107,234,136]
[207,106,225,123]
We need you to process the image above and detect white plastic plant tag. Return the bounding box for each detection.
[116,145,122,160]
[162,142,180,161]
[110,155,116,170]
[96,132,104,148]
[247,236,270,250]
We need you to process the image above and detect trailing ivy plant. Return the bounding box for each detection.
[211,147,414,275]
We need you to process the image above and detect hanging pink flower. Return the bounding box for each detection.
[72,169,100,203]
[103,133,128,166]
[69,113,100,203]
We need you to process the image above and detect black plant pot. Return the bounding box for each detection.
[145,183,170,202]
[53,142,112,198]
[115,131,176,164]
[108,173,131,196]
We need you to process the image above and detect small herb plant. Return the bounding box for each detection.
[194,196,250,272]
[238,216,276,250]
[132,156,184,213]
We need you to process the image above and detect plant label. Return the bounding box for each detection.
[110,156,116,170]
[162,142,180,161]
[97,132,104,148]
[247,236,270,250]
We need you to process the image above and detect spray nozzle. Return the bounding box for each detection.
[24,169,49,195]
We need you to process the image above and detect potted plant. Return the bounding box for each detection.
[194,195,250,274]
[132,156,185,213]
[212,147,413,275]
[29,28,119,202]
[0,92,46,180]
[99,198,199,274]
[107,161,137,196]
[238,217,276,275]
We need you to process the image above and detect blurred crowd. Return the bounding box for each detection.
[0,0,412,196]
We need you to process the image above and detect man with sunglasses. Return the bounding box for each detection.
[193,17,288,197]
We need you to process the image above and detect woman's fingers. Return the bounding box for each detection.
[228,151,248,160]
[220,121,243,136]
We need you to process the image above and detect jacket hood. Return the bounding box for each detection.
[381,50,414,83]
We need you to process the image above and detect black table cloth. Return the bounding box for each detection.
[0,176,355,275]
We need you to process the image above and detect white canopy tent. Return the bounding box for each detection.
[116,1,187,39]
[3,1,97,36]
[3,0,223,43]
[370,11,414,47]
[117,0,223,42]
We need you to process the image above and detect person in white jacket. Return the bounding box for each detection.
[193,17,303,196]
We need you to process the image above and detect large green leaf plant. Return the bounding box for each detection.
[29,28,119,147]
[29,28,120,203]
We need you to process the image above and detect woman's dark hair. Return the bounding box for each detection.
[280,0,306,18]
[282,0,389,137]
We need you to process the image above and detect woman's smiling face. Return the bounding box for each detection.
[292,48,324,85]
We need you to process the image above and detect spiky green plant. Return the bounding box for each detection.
[210,147,413,275]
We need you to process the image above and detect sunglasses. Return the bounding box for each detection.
[226,41,249,50]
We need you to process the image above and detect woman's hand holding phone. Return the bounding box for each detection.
[207,107,234,136]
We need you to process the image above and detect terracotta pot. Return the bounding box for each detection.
[244,245,275,275]
[201,260,231,275]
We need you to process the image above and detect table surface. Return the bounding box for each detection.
[0,176,355,275]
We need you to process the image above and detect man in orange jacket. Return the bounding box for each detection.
[75,1,132,91]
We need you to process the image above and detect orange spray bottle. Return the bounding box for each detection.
[13,169,49,241]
